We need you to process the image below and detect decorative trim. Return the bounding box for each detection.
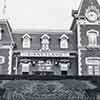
[41,34,50,39]
[20,51,70,57]
[78,49,82,76]
[77,21,81,47]
[59,34,69,39]
[85,5,100,22]
[87,29,99,36]
[0,45,12,49]
[22,33,31,39]
[86,57,100,65]
[8,46,13,75]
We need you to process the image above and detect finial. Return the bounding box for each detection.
[91,2,93,5]
[2,0,7,19]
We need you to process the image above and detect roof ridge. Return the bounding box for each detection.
[12,29,72,33]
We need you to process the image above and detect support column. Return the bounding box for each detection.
[15,56,18,75]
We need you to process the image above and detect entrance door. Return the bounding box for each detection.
[35,60,53,75]
[61,71,68,75]
[60,63,69,76]
[22,72,29,75]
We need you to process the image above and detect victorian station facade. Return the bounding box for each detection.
[0,0,100,76]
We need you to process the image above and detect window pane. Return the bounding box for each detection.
[41,38,49,50]
[22,63,30,72]
[23,38,30,48]
[60,63,69,71]
[94,66,100,75]
[88,66,93,75]
[88,33,97,46]
[60,39,68,48]
[42,39,49,44]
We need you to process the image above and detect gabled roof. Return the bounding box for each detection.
[41,34,50,39]
[22,33,31,39]
[59,34,69,39]
[12,29,73,34]
[77,0,100,17]
[0,19,14,44]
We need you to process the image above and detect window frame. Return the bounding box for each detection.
[86,57,100,75]
[60,34,69,49]
[22,34,31,48]
[87,29,99,47]
[41,34,50,51]
[22,63,30,73]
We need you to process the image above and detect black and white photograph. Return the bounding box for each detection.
[0,0,100,99]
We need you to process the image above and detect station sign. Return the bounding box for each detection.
[21,51,69,57]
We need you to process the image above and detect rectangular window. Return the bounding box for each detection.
[94,66,100,75]
[87,30,99,47]
[88,66,93,75]
[88,35,97,46]
[60,63,69,71]
[22,63,30,72]
[88,65,100,75]
[86,57,100,75]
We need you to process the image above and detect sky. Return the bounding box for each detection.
[0,0,100,30]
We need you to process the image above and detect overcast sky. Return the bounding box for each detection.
[0,0,100,30]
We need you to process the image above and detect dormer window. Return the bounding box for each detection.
[22,34,31,48]
[41,34,50,51]
[87,29,99,47]
[60,34,69,49]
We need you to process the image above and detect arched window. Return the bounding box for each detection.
[41,34,50,51]
[60,34,69,49]
[22,34,31,48]
[87,29,99,46]
[0,56,5,64]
